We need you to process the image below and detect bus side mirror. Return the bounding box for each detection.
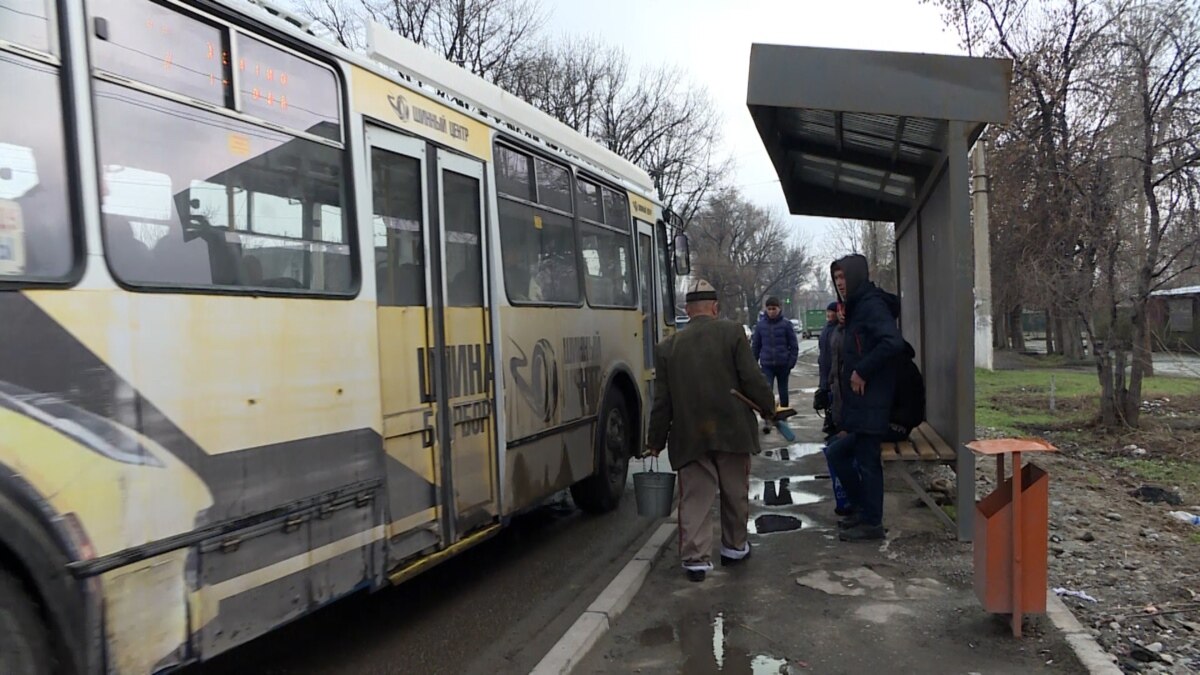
[673,233,690,276]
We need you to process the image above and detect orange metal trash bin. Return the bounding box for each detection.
[966,438,1057,638]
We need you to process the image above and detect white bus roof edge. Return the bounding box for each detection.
[365,22,656,194]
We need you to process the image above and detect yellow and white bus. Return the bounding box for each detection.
[0,0,688,671]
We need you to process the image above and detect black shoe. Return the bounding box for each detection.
[720,544,752,566]
[838,524,886,542]
[837,516,861,530]
[834,505,855,517]
[686,569,706,582]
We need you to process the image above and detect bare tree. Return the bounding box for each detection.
[1103,0,1200,424]
[495,38,729,228]
[298,0,545,80]
[931,0,1200,428]
[689,187,812,323]
[824,219,897,293]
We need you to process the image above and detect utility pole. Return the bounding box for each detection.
[972,138,994,370]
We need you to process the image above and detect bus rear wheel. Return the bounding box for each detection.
[0,569,53,675]
[571,391,631,514]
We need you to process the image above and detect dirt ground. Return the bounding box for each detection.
[975,390,1200,674]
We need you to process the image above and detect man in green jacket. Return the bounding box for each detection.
[646,279,777,582]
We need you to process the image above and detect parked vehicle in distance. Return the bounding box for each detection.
[801,308,828,339]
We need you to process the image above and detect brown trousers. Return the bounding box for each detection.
[677,451,751,569]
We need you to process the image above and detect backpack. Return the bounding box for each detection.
[887,343,926,440]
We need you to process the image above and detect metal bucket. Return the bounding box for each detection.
[633,457,676,518]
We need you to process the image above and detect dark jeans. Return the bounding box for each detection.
[761,364,791,407]
[826,432,884,526]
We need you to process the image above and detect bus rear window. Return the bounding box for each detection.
[0,52,75,282]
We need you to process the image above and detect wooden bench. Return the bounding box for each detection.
[880,422,958,531]
[881,422,956,462]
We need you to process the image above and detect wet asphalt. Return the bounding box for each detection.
[575,344,1089,675]
[184,464,661,675]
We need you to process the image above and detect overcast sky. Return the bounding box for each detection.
[542,0,965,261]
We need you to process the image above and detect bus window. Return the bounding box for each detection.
[602,187,629,231]
[443,169,483,307]
[533,158,571,213]
[498,198,578,305]
[90,0,231,107]
[0,51,74,281]
[657,223,675,325]
[371,148,424,306]
[576,178,602,223]
[94,81,352,292]
[236,34,341,141]
[495,145,533,202]
[0,0,53,53]
[580,223,635,308]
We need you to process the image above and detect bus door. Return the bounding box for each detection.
[366,127,443,561]
[636,220,659,408]
[434,149,497,535]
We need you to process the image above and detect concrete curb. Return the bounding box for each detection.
[1045,592,1122,675]
[529,516,677,675]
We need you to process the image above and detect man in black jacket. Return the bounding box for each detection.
[827,254,904,542]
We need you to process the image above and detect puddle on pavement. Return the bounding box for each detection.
[637,612,794,674]
[750,476,823,506]
[750,514,804,534]
[760,443,824,461]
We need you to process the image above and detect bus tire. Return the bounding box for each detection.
[0,569,53,675]
[570,391,630,514]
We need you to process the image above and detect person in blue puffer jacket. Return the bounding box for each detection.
[750,296,798,408]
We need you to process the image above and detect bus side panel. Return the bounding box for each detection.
[499,306,643,513]
[2,290,390,664]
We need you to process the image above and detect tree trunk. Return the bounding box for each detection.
[1062,317,1083,360]
[1124,303,1149,426]
[1045,308,1056,354]
[1098,348,1116,426]
[994,306,1009,350]
[1009,306,1027,351]
[1115,348,1129,425]
[1142,326,1155,377]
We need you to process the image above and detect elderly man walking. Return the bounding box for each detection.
[646,279,777,582]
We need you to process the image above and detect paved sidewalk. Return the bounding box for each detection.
[575,357,1089,674]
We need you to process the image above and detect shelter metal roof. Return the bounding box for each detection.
[747,44,1013,222]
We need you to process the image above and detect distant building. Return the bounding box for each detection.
[1150,286,1199,352]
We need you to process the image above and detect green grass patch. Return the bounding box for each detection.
[1191,533,1200,546]
[1110,458,1200,490]
[975,368,1200,437]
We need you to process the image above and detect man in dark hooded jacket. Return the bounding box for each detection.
[827,254,904,541]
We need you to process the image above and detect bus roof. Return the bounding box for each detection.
[366,24,656,195]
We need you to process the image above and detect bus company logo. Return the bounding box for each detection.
[632,201,653,217]
[509,338,558,424]
[388,94,411,122]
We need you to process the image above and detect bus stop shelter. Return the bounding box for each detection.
[747,44,1012,541]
